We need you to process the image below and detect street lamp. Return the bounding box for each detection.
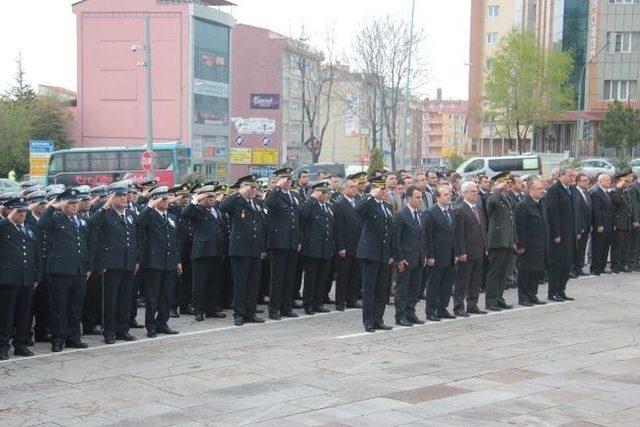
[132,16,154,181]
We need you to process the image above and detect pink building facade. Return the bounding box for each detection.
[72,0,234,180]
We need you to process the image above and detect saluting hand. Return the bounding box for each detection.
[338,249,346,258]
[426,258,435,267]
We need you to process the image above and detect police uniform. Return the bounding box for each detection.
[39,189,91,352]
[136,186,181,337]
[0,198,39,360]
[167,184,193,316]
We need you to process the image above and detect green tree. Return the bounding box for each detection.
[485,29,574,151]
[367,147,384,177]
[444,153,464,170]
[596,100,640,156]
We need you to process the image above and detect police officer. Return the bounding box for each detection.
[265,167,301,320]
[80,185,104,336]
[0,197,39,360]
[89,183,139,344]
[39,188,91,352]
[300,180,335,315]
[355,177,393,332]
[182,184,227,321]
[219,175,266,326]
[168,183,193,317]
[136,186,181,338]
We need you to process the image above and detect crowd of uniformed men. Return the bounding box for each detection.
[0,164,637,359]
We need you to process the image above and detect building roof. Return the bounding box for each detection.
[551,111,606,122]
[73,0,236,7]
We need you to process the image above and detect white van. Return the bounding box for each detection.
[456,155,542,179]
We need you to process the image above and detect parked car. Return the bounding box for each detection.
[577,158,616,178]
[0,178,20,193]
[292,162,346,180]
[629,158,640,175]
[456,155,542,179]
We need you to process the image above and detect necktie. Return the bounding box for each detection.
[413,210,420,229]
[444,209,452,228]
[381,202,388,218]
[288,192,293,204]
[471,205,480,222]
[19,225,27,236]
[251,200,257,212]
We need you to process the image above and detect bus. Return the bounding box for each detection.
[46,142,190,187]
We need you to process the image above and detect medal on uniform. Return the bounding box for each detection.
[168,218,176,227]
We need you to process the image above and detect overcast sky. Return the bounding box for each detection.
[0,0,470,100]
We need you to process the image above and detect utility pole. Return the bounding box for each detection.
[400,0,416,170]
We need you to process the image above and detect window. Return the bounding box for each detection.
[194,94,229,125]
[48,154,63,174]
[64,152,89,172]
[604,80,636,100]
[612,32,633,52]
[609,0,638,4]
[488,158,523,172]
[487,33,498,45]
[194,18,230,83]
[89,152,119,172]
[463,159,484,173]
[486,58,493,71]
[120,150,173,171]
[487,5,499,18]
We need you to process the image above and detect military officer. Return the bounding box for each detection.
[611,171,636,272]
[265,167,302,320]
[355,177,394,332]
[136,186,181,338]
[182,184,227,321]
[39,188,91,352]
[167,183,193,317]
[219,175,266,326]
[88,183,139,344]
[0,197,39,360]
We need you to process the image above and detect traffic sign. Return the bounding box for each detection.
[260,136,272,147]
[141,150,153,171]
[234,136,246,146]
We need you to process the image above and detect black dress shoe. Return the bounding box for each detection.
[147,330,157,338]
[26,339,34,347]
[157,327,179,334]
[486,304,502,311]
[14,346,34,357]
[293,300,303,308]
[375,323,393,330]
[395,318,413,327]
[169,308,180,318]
[531,297,546,305]
[497,301,513,310]
[408,316,426,324]
[437,309,456,319]
[454,309,470,317]
[195,313,204,322]
[51,342,64,352]
[304,307,315,315]
[244,316,265,323]
[467,306,488,315]
[268,312,281,320]
[426,313,441,322]
[116,333,137,341]
[281,311,299,318]
[0,352,8,360]
[347,302,363,309]
[179,305,196,315]
[518,301,534,307]
[35,333,51,343]
[335,304,345,311]
[234,317,244,326]
[365,326,375,333]
[129,319,144,329]
[323,297,335,304]
[559,292,574,301]
[104,336,116,344]
[548,294,564,302]
[314,306,330,313]
[66,340,88,349]
[83,325,103,336]
[206,311,227,319]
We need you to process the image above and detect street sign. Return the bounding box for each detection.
[230,148,252,164]
[260,136,272,147]
[234,136,246,146]
[29,140,54,177]
[141,150,153,171]
[252,148,278,165]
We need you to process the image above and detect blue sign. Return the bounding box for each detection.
[29,140,54,154]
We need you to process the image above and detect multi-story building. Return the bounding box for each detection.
[72,0,234,180]
[421,95,468,166]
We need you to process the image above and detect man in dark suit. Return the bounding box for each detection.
[611,171,635,272]
[424,185,457,321]
[391,186,426,326]
[136,186,181,338]
[515,180,548,306]
[265,168,302,319]
[628,174,640,270]
[182,185,227,321]
[454,181,487,316]
[485,173,516,311]
[299,181,335,315]
[88,183,139,344]
[219,175,267,326]
[590,173,614,275]
[355,177,394,332]
[333,177,362,311]
[39,188,92,352]
[0,198,39,360]
[573,173,592,276]
[546,167,577,302]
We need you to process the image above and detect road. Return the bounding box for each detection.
[2,273,640,426]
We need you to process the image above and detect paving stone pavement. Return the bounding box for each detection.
[2,273,640,426]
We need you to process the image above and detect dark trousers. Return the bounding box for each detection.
[324,259,336,300]
[220,256,233,308]
[335,255,360,307]
[174,257,192,310]
[192,256,222,314]
[611,229,632,270]
[32,277,49,337]
[231,256,261,319]
[48,274,86,343]
[591,231,611,273]
[269,249,298,314]
[394,265,422,321]
[260,258,270,300]
[102,269,133,338]
[0,285,33,352]
[486,248,514,306]
[130,270,144,322]
[303,257,331,309]
[143,269,175,332]
[454,258,483,311]
[293,256,304,299]
[575,232,589,272]
[426,265,455,313]
[630,227,640,268]
[548,265,570,296]
[360,259,388,328]
[517,270,540,302]
[82,271,102,328]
